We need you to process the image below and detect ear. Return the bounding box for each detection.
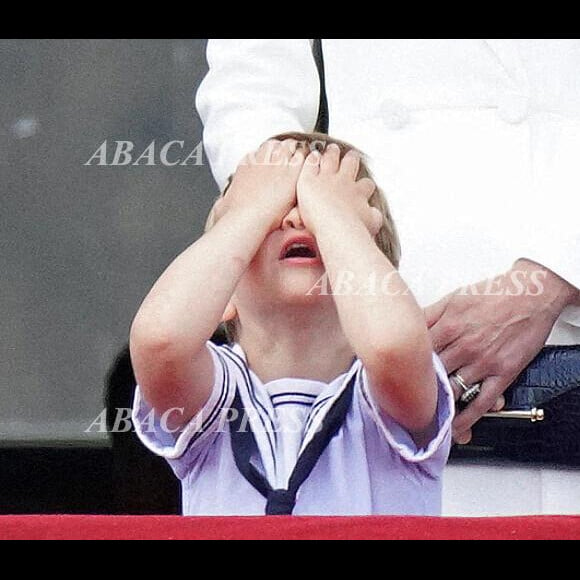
[221,301,237,323]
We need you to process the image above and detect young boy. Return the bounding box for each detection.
[130,133,454,516]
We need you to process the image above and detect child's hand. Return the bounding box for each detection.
[212,139,305,231]
[297,144,383,237]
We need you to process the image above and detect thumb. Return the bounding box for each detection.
[424,293,452,328]
[221,302,237,323]
[212,197,228,223]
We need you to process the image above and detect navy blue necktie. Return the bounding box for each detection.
[229,374,356,515]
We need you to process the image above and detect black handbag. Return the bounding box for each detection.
[450,345,580,466]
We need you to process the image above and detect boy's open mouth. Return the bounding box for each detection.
[279,236,319,261]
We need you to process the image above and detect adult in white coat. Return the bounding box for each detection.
[196,39,580,446]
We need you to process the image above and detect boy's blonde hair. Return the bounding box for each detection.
[205,131,401,343]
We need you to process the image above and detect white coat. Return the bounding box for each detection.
[196,39,580,344]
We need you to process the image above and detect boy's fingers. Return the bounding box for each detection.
[301,150,321,176]
[320,143,340,174]
[281,139,304,169]
[357,177,376,199]
[280,139,298,161]
[340,149,361,178]
[362,206,382,237]
[270,141,290,165]
[285,139,298,153]
[259,139,281,164]
[289,147,306,168]
[368,206,383,236]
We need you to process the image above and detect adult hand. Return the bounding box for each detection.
[424,258,579,444]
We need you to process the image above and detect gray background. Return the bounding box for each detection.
[1,39,214,442]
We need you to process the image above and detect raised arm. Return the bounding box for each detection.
[196,39,320,189]
[130,141,304,427]
[297,146,438,439]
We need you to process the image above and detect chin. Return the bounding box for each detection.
[277,269,329,302]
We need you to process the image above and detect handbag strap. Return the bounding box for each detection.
[312,39,329,134]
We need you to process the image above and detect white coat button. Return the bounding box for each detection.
[379,99,411,130]
[497,93,529,124]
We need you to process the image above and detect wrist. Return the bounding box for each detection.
[221,204,279,234]
[314,213,376,263]
[513,258,579,310]
[304,203,368,238]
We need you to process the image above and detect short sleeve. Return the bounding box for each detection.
[358,352,454,469]
[131,341,236,478]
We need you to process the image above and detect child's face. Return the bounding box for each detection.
[232,204,327,317]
